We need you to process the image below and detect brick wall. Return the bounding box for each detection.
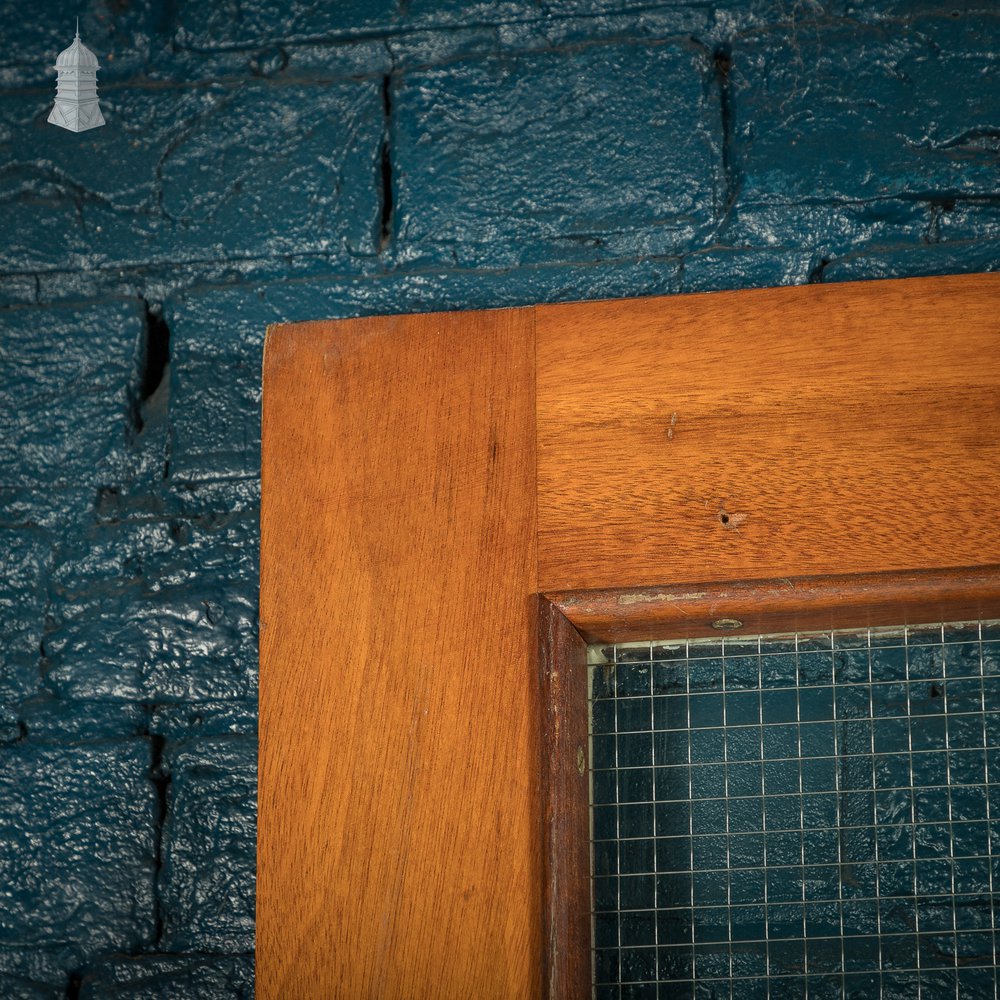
[0,2,997,997]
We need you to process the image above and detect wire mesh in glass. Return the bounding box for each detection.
[589,621,1000,999]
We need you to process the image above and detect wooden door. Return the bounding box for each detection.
[259,273,1000,998]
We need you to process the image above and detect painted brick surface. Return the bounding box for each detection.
[0,1,997,996]
[46,513,257,702]
[734,16,1000,201]
[158,735,256,953]
[0,302,144,488]
[166,293,268,484]
[0,948,76,1000]
[0,741,156,953]
[0,531,50,712]
[19,698,147,743]
[0,1,161,88]
[393,41,723,267]
[79,954,254,999]
[726,13,1000,259]
[1,82,384,276]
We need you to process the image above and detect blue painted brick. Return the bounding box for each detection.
[727,15,1000,250]
[0,531,49,709]
[721,198,934,267]
[0,947,71,1000]
[89,478,260,527]
[1,487,116,532]
[46,512,257,702]
[334,254,683,311]
[168,0,399,49]
[342,254,681,308]
[0,92,179,276]
[0,0,159,89]
[164,0,709,57]
[384,6,713,74]
[1,80,384,276]
[0,301,143,489]
[0,705,21,746]
[159,735,256,953]
[0,741,156,956]
[930,199,1000,245]
[679,247,816,294]
[157,81,383,262]
[150,33,388,89]
[19,698,147,743]
[823,236,1000,284]
[392,40,723,268]
[160,479,261,520]
[0,276,40,309]
[399,0,713,31]
[152,701,256,741]
[161,3,714,83]
[165,290,269,483]
[80,953,254,999]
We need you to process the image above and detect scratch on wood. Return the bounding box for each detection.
[617,591,708,606]
[667,411,678,440]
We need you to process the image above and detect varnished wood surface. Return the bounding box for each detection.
[535,273,1000,593]
[550,565,1000,644]
[258,308,541,998]
[260,273,999,997]
[538,600,591,1000]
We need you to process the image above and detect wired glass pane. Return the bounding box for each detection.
[589,621,1000,999]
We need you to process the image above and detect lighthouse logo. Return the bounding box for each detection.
[48,20,105,132]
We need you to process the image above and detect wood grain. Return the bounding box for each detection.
[549,565,1000,644]
[258,308,540,999]
[535,273,1000,593]
[538,599,591,1000]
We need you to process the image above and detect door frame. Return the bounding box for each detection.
[259,272,1000,998]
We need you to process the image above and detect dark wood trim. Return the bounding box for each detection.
[548,564,1000,644]
[538,597,591,1000]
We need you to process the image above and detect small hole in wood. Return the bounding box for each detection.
[720,513,730,525]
